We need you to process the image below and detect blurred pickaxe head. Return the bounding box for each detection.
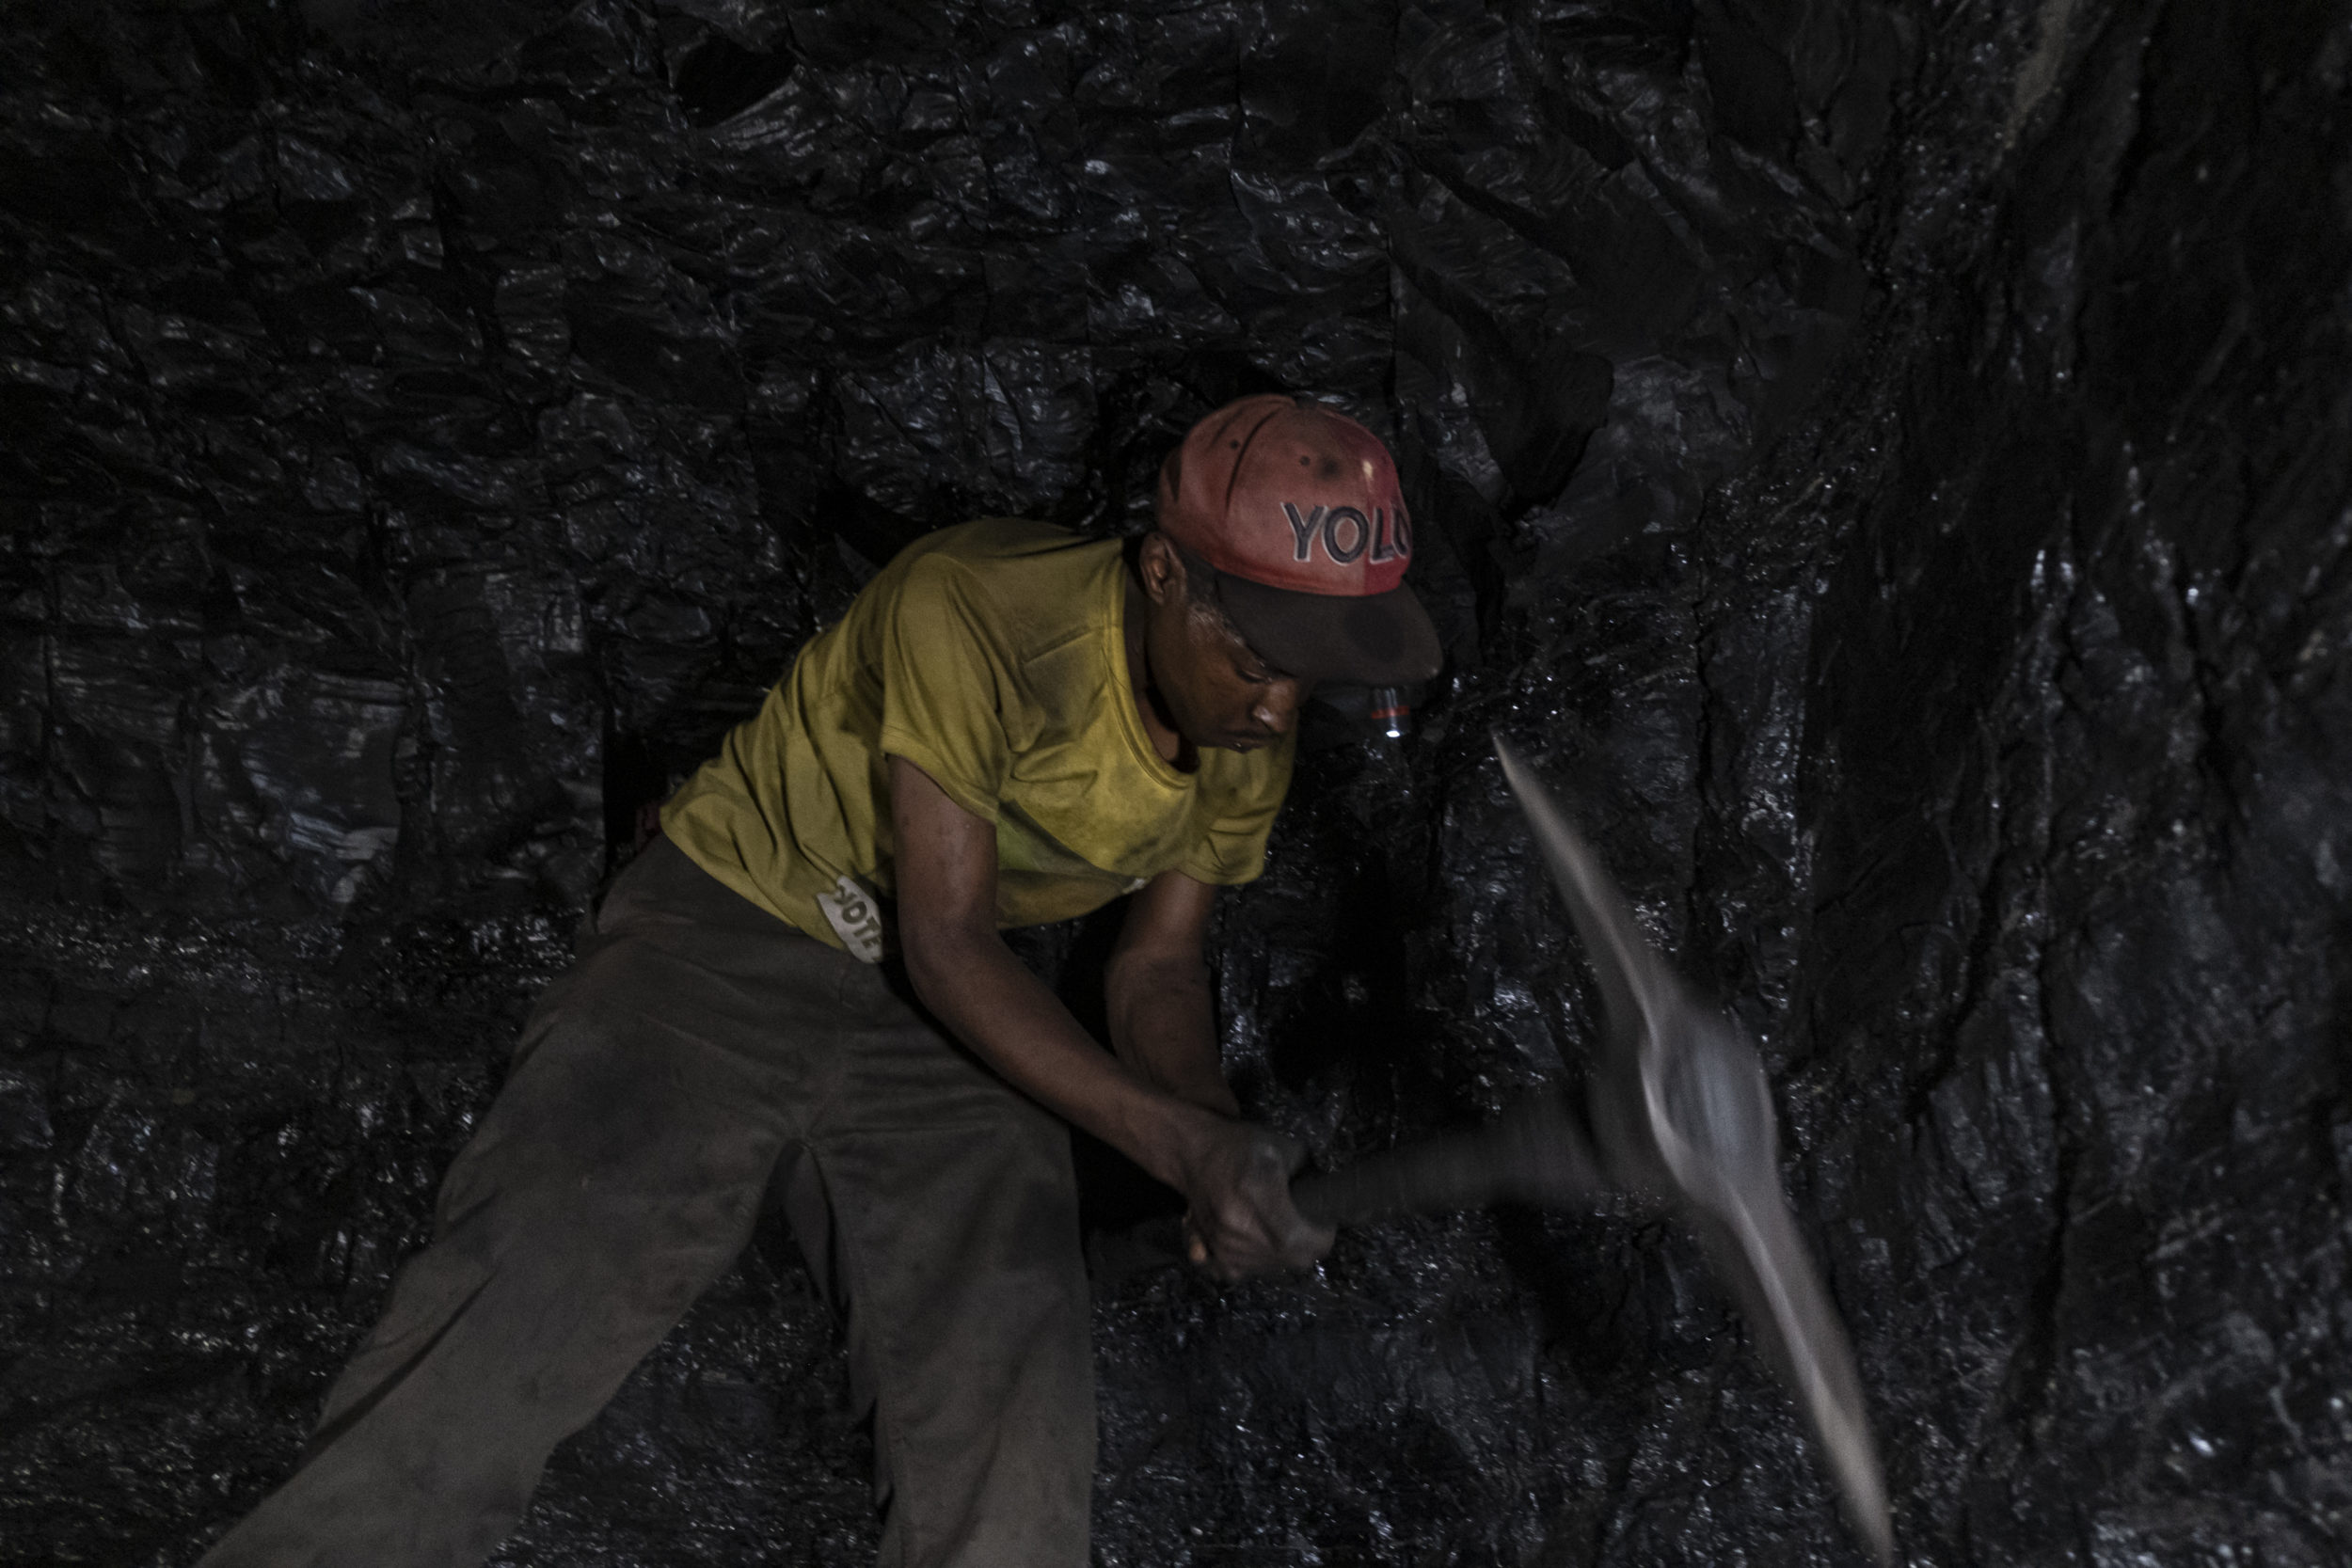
[1493,734,1894,1565]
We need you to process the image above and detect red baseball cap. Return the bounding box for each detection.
[1156,395,1443,687]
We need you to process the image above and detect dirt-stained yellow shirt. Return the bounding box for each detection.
[660,519,1295,958]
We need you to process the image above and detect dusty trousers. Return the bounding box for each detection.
[197,838,1096,1568]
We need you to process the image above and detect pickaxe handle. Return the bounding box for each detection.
[1289,1094,1601,1228]
[1086,1097,1603,1287]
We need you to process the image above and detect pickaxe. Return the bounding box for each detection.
[1105,737,1893,1561]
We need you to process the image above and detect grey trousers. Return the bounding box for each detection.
[199,839,1095,1568]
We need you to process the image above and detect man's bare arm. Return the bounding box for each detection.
[888,754,1327,1277]
[1104,872,1239,1117]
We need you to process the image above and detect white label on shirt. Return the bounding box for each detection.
[817,875,887,964]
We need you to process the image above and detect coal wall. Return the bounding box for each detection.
[3,0,2347,1563]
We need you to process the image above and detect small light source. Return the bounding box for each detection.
[1369,686,1408,740]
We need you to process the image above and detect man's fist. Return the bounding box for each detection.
[1168,1113,1334,1279]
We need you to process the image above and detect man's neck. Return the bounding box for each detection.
[1122,576,1196,771]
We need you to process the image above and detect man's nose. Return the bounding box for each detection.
[1252,681,1305,735]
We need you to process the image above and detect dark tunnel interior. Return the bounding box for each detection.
[3,0,2350,1562]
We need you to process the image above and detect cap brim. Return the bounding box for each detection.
[1215,574,1444,687]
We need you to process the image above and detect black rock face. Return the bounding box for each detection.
[3,1,2346,1563]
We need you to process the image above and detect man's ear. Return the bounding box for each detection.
[1137,531,1186,608]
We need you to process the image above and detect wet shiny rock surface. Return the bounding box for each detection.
[2,1,2348,1563]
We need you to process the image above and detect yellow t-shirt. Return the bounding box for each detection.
[660,519,1295,959]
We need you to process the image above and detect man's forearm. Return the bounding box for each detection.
[903,925,1212,1186]
[1104,950,1238,1117]
[884,755,1322,1277]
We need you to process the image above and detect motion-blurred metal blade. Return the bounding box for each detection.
[1493,735,1893,1565]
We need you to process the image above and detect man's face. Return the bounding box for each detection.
[1137,536,1307,752]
